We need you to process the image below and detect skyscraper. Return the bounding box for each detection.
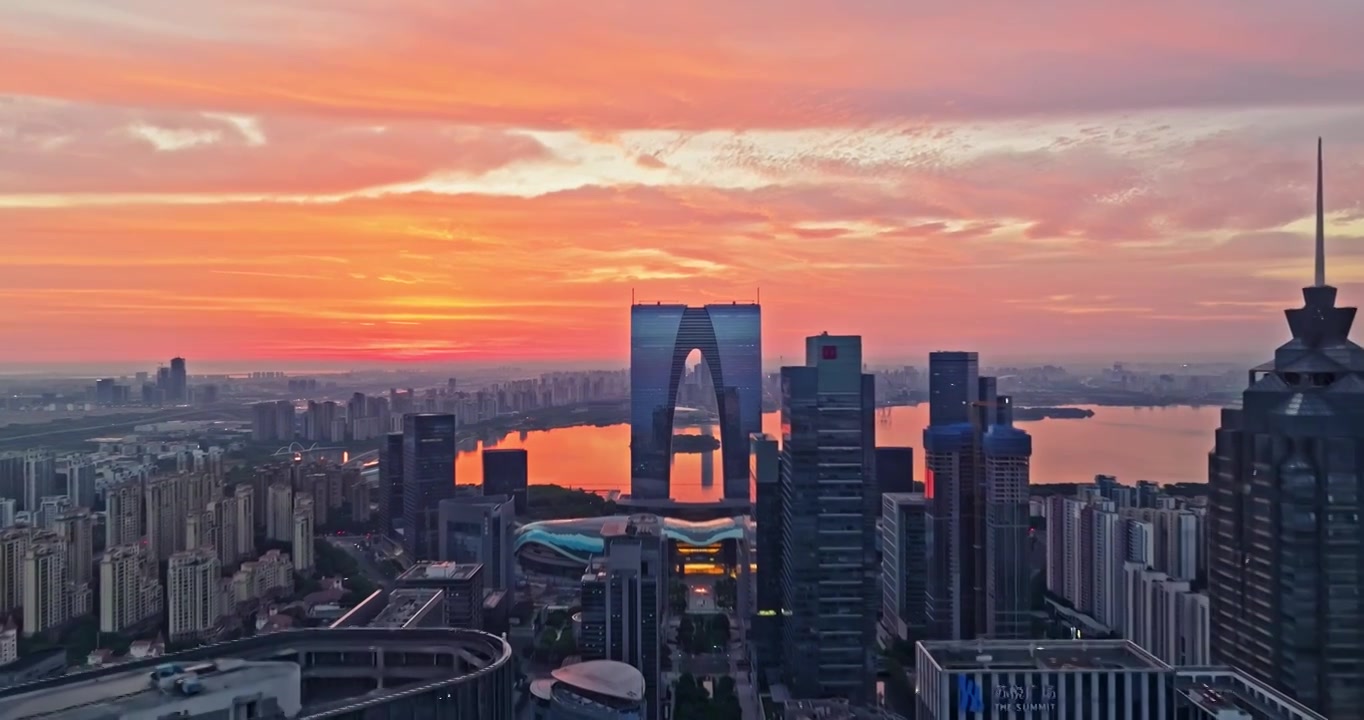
[378,431,404,537]
[750,432,782,668]
[923,351,980,641]
[578,515,667,720]
[629,302,761,500]
[169,356,187,404]
[402,414,458,560]
[875,446,916,494]
[879,492,927,646]
[438,494,515,602]
[778,333,877,702]
[982,395,1032,639]
[1207,141,1363,718]
[481,448,528,515]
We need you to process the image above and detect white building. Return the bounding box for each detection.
[293,496,315,573]
[167,548,221,641]
[104,479,142,548]
[100,544,163,634]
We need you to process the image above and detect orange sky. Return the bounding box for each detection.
[3,0,1364,367]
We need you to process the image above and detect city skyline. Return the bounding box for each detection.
[3,1,1364,365]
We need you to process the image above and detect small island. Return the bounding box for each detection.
[672,434,721,453]
[1014,406,1096,421]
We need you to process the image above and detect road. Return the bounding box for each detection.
[326,536,397,589]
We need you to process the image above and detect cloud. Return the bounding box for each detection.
[0,98,553,193]
[1,1,1362,130]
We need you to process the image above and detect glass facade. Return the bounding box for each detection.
[403,414,458,560]
[629,303,761,500]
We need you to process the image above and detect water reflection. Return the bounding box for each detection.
[452,404,1222,502]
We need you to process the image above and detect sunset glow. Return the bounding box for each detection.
[4,0,1364,366]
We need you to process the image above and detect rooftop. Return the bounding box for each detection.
[551,659,646,702]
[918,640,1168,673]
[368,588,443,628]
[0,659,301,720]
[1175,669,1327,720]
[399,561,482,582]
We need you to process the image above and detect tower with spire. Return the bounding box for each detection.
[1207,140,1364,718]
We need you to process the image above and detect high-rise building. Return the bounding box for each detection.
[145,474,188,562]
[880,492,927,646]
[378,431,404,537]
[396,562,485,630]
[22,533,71,637]
[402,414,458,560]
[750,432,783,669]
[167,548,220,642]
[0,528,30,614]
[99,544,162,634]
[105,479,142,548]
[629,302,761,500]
[982,396,1032,639]
[923,351,981,641]
[482,448,528,515]
[234,484,256,560]
[251,401,296,443]
[266,483,293,543]
[169,356,188,404]
[293,495,315,572]
[578,515,667,720]
[777,333,877,702]
[0,454,23,510]
[928,351,978,427]
[54,508,94,586]
[58,458,96,510]
[438,495,514,601]
[22,451,56,512]
[1208,141,1364,718]
[875,446,916,494]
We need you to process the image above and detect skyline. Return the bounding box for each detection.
[4,1,1364,365]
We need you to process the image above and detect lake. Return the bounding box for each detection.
[452,404,1223,503]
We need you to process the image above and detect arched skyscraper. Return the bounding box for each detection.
[630,303,761,500]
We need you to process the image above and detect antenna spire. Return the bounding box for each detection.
[1315,137,1326,287]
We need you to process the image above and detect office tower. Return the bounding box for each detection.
[402,414,458,560]
[778,333,877,702]
[875,446,915,494]
[378,432,404,537]
[880,492,927,645]
[629,302,761,500]
[928,351,979,426]
[1208,142,1364,718]
[579,515,667,720]
[55,508,94,586]
[22,533,70,637]
[0,528,29,614]
[481,448,528,515]
[266,484,293,543]
[396,562,485,630]
[100,545,163,634]
[982,396,1032,639]
[145,474,190,561]
[58,458,96,510]
[438,495,514,599]
[22,451,56,511]
[235,484,256,559]
[167,548,221,641]
[169,356,187,403]
[750,433,783,668]
[293,495,315,572]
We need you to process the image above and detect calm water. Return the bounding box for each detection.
[454,405,1223,503]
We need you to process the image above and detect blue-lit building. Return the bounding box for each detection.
[402,413,458,560]
[982,396,1032,639]
[629,303,761,501]
[778,334,878,703]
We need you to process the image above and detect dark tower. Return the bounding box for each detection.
[1208,140,1364,718]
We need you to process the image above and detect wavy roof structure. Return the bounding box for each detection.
[514,515,746,562]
